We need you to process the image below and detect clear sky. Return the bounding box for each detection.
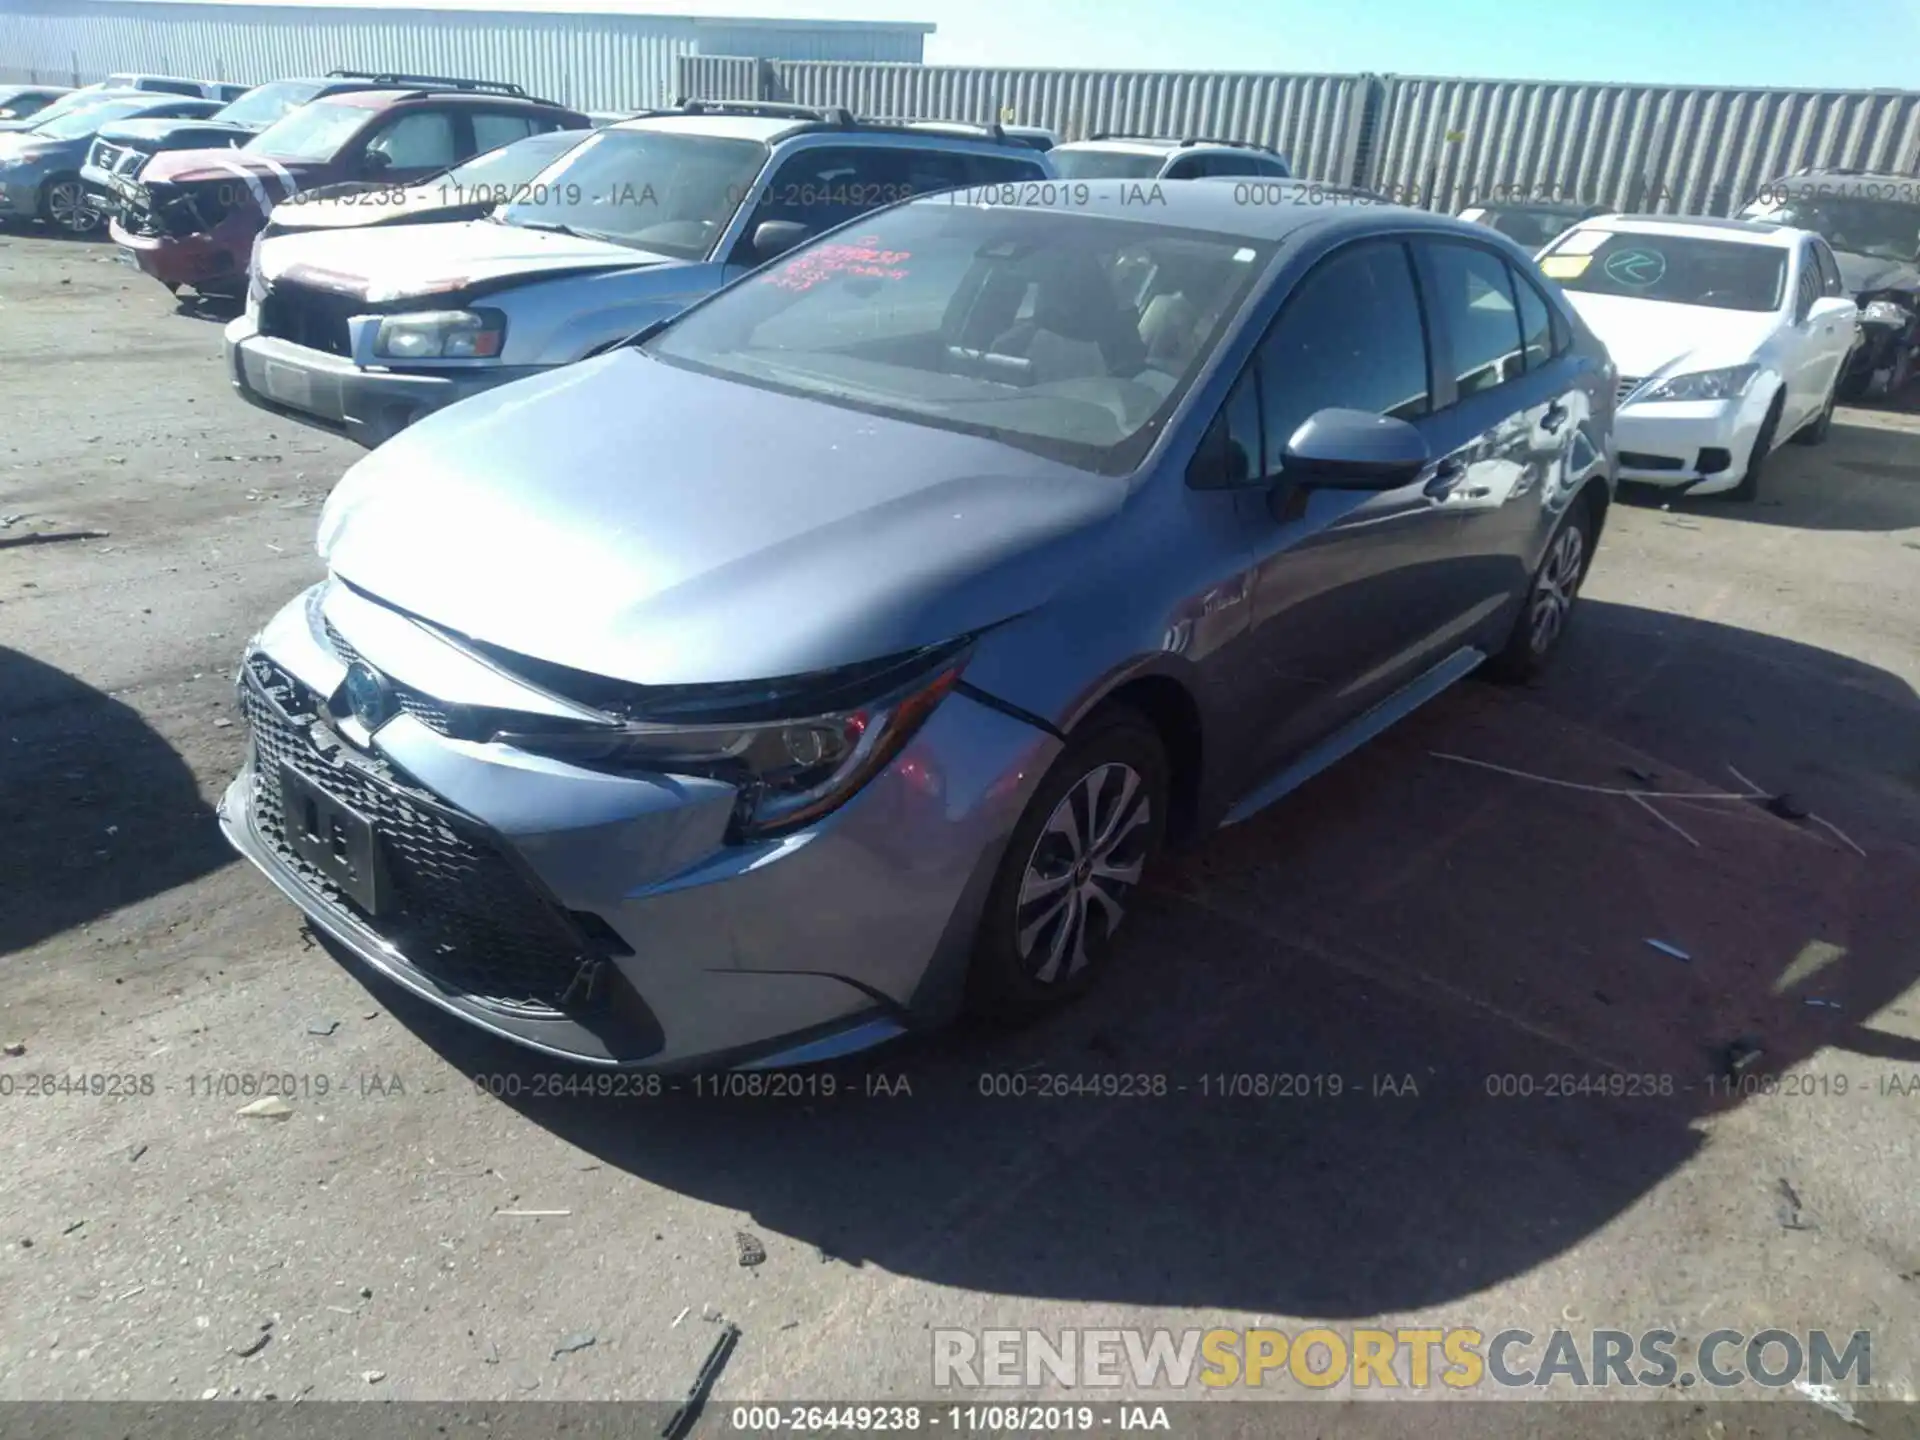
[721,0,1920,90]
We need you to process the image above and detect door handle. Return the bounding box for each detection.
[1540,401,1569,434]
[1424,456,1467,500]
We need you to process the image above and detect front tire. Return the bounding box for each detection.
[1484,502,1594,683]
[39,176,103,236]
[1727,395,1781,502]
[966,707,1168,1023]
[1792,374,1838,446]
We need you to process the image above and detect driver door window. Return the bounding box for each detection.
[733,146,909,264]
[360,110,461,178]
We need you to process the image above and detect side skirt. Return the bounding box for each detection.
[1220,646,1486,829]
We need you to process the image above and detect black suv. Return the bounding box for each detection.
[1739,169,1920,398]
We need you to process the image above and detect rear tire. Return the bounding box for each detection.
[1483,501,1594,684]
[965,707,1168,1024]
[1726,395,1781,502]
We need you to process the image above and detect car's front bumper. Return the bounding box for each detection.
[226,314,544,448]
[1612,388,1771,494]
[218,581,1057,1069]
[110,213,248,288]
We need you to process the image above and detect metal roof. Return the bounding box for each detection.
[92,0,931,25]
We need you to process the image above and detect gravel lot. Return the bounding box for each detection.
[4,225,1920,1432]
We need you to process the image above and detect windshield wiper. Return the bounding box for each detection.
[511,218,583,237]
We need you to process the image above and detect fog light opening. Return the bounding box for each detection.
[1696,447,1732,475]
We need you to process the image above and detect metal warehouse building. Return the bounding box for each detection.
[0,0,931,113]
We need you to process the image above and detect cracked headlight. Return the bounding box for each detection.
[1636,364,1760,403]
[1862,299,1911,328]
[373,309,504,360]
[500,644,971,840]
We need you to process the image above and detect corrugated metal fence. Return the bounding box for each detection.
[0,0,925,112]
[679,57,1920,215]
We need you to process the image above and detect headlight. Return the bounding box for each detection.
[1862,299,1911,328]
[1636,364,1760,403]
[501,645,970,840]
[372,309,504,360]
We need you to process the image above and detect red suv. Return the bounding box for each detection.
[113,82,588,296]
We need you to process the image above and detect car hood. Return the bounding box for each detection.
[140,148,322,204]
[267,181,459,231]
[1565,292,1783,378]
[319,351,1126,687]
[96,116,256,150]
[257,217,674,302]
[0,132,83,160]
[1832,249,1920,299]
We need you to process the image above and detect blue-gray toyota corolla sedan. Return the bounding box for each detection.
[220,181,1618,1070]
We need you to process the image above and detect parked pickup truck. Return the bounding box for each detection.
[83,71,530,214]
[224,101,1052,447]
[112,81,588,296]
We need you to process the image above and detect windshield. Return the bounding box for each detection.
[246,98,370,161]
[645,202,1273,473]
[1050,148,1164,181]
[1742,195,1920,265]
[495,128,767,259]
[32,98,152,139]
[436,129,590,189]
[1539,230,1787,312]
[214,80,323,130]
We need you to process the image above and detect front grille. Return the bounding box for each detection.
[1615,376,1643,402]
[90,141,123,174]
[239,655,601,1015]
[258,279,359,357]
[322,621,452,734]
[113,146,148,178]
[118,202,165,238]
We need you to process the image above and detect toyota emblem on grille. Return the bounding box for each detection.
[344,660,395,730]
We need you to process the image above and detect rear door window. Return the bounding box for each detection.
[1510,264,1556,370]
[1424,241,1526,398]
[471,111,545,153]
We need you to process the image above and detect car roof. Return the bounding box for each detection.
[312,88,565,112]
[915,177,1496,244]
[1573,213,1803,248]
[616,110,1043,152]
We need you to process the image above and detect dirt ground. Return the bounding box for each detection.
[4,224,1920,1436]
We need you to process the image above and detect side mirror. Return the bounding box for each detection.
[751,219,810,263]
[1279,408,1430,491]
[361,149,391,175]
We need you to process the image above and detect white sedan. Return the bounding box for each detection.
[1537,215,1858,500]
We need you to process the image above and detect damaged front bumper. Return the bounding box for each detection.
[226,314,543,449]
[217,581,1057,1069]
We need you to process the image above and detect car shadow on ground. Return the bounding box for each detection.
[340,601,1920,1317]
[0,647,233,957]
[171,291,243,323]
[1621,404,1920,532]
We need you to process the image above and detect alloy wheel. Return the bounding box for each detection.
[1528,523,1585,656]
[1015,762,1151,984]
[47,180,100,234]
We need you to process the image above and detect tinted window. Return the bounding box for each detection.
[1256,240,1430,473]
[1812,239,1844,296]
[1189,370,1262,488]
[1794,251,1821,319]
[738,146,931,257]
[1426,241,1525,398]
[1539,229,1788,311]
[1511,264,1556,369]
[1049,148,1165,182]
[472,111,542,153]
[963,150,1047,186]
[365,110,460,169]
[1741,192,1920,265]
[1161,154,1204,180]
[438,128,587,188]
[647,203,1273,474]
[144,79,205,97]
